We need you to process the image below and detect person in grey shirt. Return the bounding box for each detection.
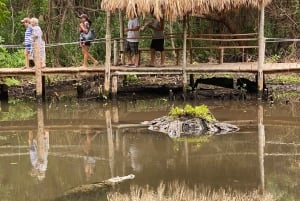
[125,15,140,67]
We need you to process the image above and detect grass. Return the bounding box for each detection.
[169,104,216,122]
[107,182,276,201]
[269,74,300,84]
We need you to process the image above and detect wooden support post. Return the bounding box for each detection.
[182,15,188,94]
[113,40,119,66]
[219,48,224,64]
[176,49,180,66]
[189,74,195,88]
[0,84,8,101]
[112,75,118,100]
[119,10,125,65]
[33,42,43,102]
[0,84,8,112]
[187,15,193,64]
[258,104,265,194]
[104,11,112,96]
[42,76,46,102]
[257,2,266,98]
[169,21,177,58]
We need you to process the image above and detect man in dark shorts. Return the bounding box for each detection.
[147,16,165,67]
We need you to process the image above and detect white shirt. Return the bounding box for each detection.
[127,17,140,42]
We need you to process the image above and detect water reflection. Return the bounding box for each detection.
[28,130,49,181]
[258,103,265,194]
[1,99,300,200]
[83,130,97,181]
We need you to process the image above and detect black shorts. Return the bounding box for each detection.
[150,39,164,52]
[125,41,139,55]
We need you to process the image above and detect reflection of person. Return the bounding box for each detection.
[125,15,140,67]
[79,14,98,68]
[147,15,165,67]
[30,17,46,68]
[83,130,96,181]
[28,130,49,181]
[21,17,33,69]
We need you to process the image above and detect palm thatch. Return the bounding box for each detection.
[101,0,272,20]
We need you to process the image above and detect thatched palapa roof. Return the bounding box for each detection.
[101,0,272,20]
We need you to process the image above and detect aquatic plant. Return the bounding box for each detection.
[107,182,276,201]
[169,104,215,122]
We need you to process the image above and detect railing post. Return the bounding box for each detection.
[104,11,112,95]
[119,10,125,65]
[258,2,266,98]
[219,48,224,64]
[33,42,43,102]
[182,15,188,94]
[113,40,119,66]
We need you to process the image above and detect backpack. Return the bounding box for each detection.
[83,28,95,41]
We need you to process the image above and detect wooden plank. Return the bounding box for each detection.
[1,62,300,78]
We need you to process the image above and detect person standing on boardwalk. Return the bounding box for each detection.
[125,14,140,67]
[147,15,165,67]
[30,17,46,68]
[79,14,98,68]
[21,17,32,69]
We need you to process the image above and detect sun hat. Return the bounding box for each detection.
[79,14,89,19]
[21,17,30,23]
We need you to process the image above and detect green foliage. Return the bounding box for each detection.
[0,45,24,68]
[3,77,20,86]
[271,75,300,84]
[0,0,9,22]
[0,99,36,121]
[265,54,281,63]
[169,104,216,122]
[125,74,140,84]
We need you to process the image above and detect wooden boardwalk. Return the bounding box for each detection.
[1,62,300,76]
[1,62,300,100]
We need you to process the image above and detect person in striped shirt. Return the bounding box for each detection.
[21,17,33,69]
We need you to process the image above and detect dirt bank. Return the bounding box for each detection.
[4,73,300,102]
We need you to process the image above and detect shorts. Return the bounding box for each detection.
[150,39,164,52]
[125,41,139,55]
[25,44,32,52]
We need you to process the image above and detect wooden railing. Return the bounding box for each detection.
[113,33,259,66]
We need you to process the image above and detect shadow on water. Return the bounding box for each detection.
[0,98,300,200]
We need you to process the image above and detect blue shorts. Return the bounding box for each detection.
[25,44,32,52]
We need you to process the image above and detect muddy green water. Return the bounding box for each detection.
[0,99,300,201]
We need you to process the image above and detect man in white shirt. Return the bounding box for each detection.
[125,16,140,67]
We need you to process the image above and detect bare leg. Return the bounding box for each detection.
[150,49,155,66]
[82,45,88,67]
[87,52,98,64]
[126,53,133,65]
[160,51,165,66]
[24,50,29,68]
[133,53,139,66]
